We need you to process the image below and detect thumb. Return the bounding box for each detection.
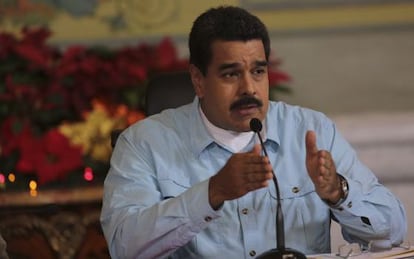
[305,130,318,157]
[251,143,262,155]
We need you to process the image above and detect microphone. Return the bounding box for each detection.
[250,118,306,259]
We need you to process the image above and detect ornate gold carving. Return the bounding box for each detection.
[115,0,179,29]
[0,211,98,258]
[0,187,108,258]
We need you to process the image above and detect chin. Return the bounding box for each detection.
[228,113,264,132]
[235,119,255,132]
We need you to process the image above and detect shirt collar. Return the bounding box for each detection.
[189,97,215,157]
[264,102,281,148]
[188,98,281,157]
[199,105,254,153]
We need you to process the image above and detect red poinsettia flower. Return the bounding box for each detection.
[267,57,291,88]
[0,117,33,157]
[4,74,38,103]
[14,130,41,174]
[0,32,17,59]
[2,28,288,190]
[14,27,57,68]
[16,128,83,185]
[56,46,87,76]
[153,38,178,70]
[152,37,188,72]
[115,48,147,83]
[268,69,291,87]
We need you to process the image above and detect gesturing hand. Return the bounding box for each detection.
[305,131,342,203]
[208,144,274,209]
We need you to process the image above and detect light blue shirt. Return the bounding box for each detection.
[101,99,406,259]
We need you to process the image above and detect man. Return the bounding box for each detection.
[101,6,406,258]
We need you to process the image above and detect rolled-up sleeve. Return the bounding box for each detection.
[327,123,407,248]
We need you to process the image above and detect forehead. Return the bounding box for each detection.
[209,39,266,65]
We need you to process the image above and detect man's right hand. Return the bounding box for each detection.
[208,144,274,210]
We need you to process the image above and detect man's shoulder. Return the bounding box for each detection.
[268,101,332,127]
[124,104,193,138]
[269,101,327,118]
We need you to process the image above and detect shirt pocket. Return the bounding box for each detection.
[268,183,331,254]
[297,194,331,253]
[284,192,331,254]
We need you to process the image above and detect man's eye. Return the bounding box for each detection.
[253,68,266,75]
[223,71,239,78]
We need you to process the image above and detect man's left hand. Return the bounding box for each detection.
[305,130,342,204]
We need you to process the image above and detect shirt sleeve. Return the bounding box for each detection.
[100,131,222,259]
[326,122,407,248]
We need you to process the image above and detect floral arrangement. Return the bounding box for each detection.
[0,27,290,192]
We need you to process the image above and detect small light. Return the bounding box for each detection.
[83,167,94,181]
[30,189,38,197]
[0,174,5,184]
[8,173,15,183]
[29,180,37,190]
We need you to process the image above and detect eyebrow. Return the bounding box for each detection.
[256,60,268,67]
[218,60,268,71]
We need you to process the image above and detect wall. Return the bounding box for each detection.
[272,30,414,115]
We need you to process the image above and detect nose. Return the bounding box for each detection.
[239,73,256,96]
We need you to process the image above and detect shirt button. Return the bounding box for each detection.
[204,216,212,222]
[249,250,256,257]
[347,201,352,208]
[241,208,249,215]
[292,187,300,193]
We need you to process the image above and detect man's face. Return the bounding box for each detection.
[191,39,269,132]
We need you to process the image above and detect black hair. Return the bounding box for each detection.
[189,6,271,75]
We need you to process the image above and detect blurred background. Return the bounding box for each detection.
[0,0,413,258]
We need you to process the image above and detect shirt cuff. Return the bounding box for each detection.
[323,174,349,209]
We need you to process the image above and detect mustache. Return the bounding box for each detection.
[230,96,263,111]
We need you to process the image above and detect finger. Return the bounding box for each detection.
[320,151,335,171]
[309,152,327,181]
[251,143,262,156]
[319,168,331,181]
[242,153,268,165]
[323,160,332,171]
[245,171,273,184]
[319,155,330,170]
[239,153,271,172]
[305,131,318,157]
[245,169,273,187]
[246,180,270,192]
[245,144,268,164]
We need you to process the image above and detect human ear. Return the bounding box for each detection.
[189,64,205,98]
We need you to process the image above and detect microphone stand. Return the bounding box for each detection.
[250,118,306,259]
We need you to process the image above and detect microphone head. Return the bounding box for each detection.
[249,118,262,133]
